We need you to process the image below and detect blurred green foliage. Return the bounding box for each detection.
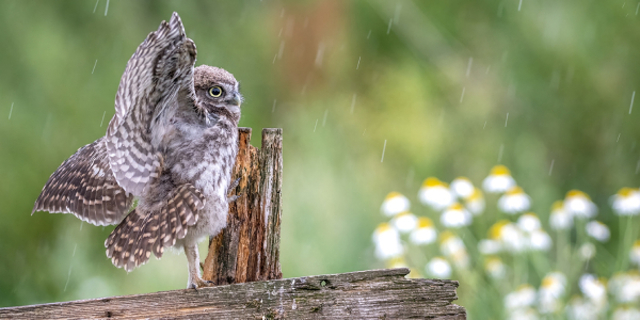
[0,0,639,316]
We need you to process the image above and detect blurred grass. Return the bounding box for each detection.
[0,0,639,316]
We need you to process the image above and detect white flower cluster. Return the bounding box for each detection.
[372,165,640,319]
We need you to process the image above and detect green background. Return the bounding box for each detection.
[0,0,639,317]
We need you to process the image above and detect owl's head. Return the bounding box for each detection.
[193,65,242,122]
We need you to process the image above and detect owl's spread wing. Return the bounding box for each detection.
[105,183,204,271]
[106,12,197,197]
[32,137,134,226]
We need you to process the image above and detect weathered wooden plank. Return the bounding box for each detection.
[203,128,283,285]
[0,268,465,319]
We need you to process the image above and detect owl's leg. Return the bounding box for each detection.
[184,243,214,289]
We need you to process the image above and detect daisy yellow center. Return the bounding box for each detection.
[468,188,483,201]
[448,203,464,211]
[633,240,640,248]
[490,165,511,176]
[385,191,403,200]
[618,187,635,197]
[566,189,590,199]
[551,200,564,212]
[489,220,510,239]
[417,217,434,228]
[439,230,455,242]
[541,276,555,288]
[376,223,392,233]
[423,177,446,187]
[505,186,524,195]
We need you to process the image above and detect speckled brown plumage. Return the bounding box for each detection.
[32,12,242,288]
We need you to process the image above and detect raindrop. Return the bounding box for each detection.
[483,121,487,129]
[617,133,621,143]
[485,65,491,74]
[518,0,523,11]
[498,144,504,162]
[386,19,392,34]
[636,160,640,174]
[466,57,473,77]
[504,113,509,127]
[63,264,72,292]
[315,42,325,67]
[394,4,402,24]
[72,244,78,257]
[104,0,109,16]
[549,159,555,176]
[93,0,100,14]
[629,91,635,114]
[350,94,357,113]
[356,56,361,70]
[272,54,277,64]
[8,102,14,120]
[460,87,466,103]
[322,109,328,127]
[313,119,318,132]
[92,60,98,74]
[278,41,285,60]
[636,2,639,15]
[367,30,372,39]
[272,100,277,113]
[381,140,387,163]
[362,129,366,136]
[100,110,106,127]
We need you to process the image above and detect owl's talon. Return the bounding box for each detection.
[189,276,216,289]
[227,194,241,203]
[228,177,240,193]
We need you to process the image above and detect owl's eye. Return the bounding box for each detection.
[208,86,223,97]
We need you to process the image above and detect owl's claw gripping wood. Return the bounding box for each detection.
[189,278,216,289]
[32,11,242,290]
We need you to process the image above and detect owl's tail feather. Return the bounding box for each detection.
[105,183,205,272]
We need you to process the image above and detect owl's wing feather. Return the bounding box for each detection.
[32,137,134,226]
[105,183,204,271]
[106,12,197,197]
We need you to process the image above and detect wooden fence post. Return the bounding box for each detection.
[203,128,283,285]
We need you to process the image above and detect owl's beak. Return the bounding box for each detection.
[229,93,242,107]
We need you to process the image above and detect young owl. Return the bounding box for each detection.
[32,12,242,288]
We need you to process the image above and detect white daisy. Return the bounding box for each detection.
[567,296,599,320]
[611,187,640,216]
[478,239,502,255]
[504,284,537,310]
[609,272,640,304]
[585,221,610,242]
[549,200,573,230]
[498,186,531,214]
[465,188,485,215]
[418,177,455,210]
[612,307,640,320]
[630,240,640,267]
[391,212,418,233]
[451,176,475,198]
[440,231,469,268]
[426,257,452,278]
[485,257,506,279]
[372,223,404,260]
[380,192,410,217]
[528,229,552,251]
[409,217,437,245]
[517,212,541,232]
[483,165,516,193]
[440,203,472,228]
[579,274,607,305]
[538,272,566,314]
[579,243,596,260]
[489,220,526,253]
[564,190,597,219]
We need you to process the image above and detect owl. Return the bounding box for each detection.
[32,12,242,289]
